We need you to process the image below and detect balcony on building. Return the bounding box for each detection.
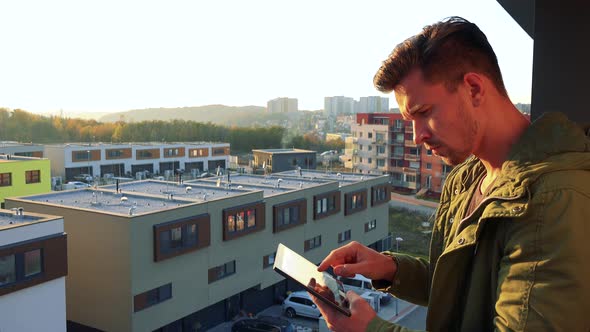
[404,153,420,162]
[404,139,417,147]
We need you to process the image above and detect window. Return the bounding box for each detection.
[409,147,420,156]
[371,185,390,206]
[165,148,180,157]
[223,203,265,241]
[344,190,367,216]
[368,133,373,139]
[314,191,340,220]
[107,150,123,158]
[154,214,209,262]
[74,151,91,161]
[212,148,226,156]
[377,146,385,154]
[365,219,377,232]
[274,199,306,232]
[427,149,433,156]
[0,234,66,297]
[393,146,404,157]
[134,283,172,312]
[443,165,453,175]
[208,261,236,283]
[393,159,404,167]
[406,175,417,183]
[263,252,276,269]
[368,145,372,151]
[368,158,372,164]
[394,119,403,129]
[0,173,12,187]
[304,235,322,252]
[24,249,42,277]
[338,230,351,243]
[377,159,385,167]
[376,133,384,142]
[0,254,16,286]
[25,170,41,184]
[137,150,155,159]
[426,163,432,170]
[189,148,208,157]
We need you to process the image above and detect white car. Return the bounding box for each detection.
[67,181,91,189]
[337,274,392,305]
[282,291,321,319]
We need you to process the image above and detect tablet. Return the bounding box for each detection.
[273,243,351,316]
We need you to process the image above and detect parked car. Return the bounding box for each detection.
[337,274,391,304]
[282,291,321,319]
[73,174,93,182]
[231,316,294,332]
[67,181,91,189]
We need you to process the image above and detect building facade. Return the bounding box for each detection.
[357,96,389,114]
[44,142,230,182]
[0,155,51,208]
[6,171,390,332]
[324,96,355,116]
[252,149,317,174]
[0,209,67,332]
[267,98,298,113]
[0,142,44,158]
[349,113,451,193]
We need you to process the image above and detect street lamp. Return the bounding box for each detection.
[86,150,91,180]
[395,237,404,252]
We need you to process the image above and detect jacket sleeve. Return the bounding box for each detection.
[494,185,590,331]
[372,253,430,307]
[366,316,423,332]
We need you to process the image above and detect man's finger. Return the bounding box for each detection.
[318,248,347,271]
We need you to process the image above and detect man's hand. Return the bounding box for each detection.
[310,290,377,332]
[318,241,397,281]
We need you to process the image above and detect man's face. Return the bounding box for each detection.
[394,69,477,166]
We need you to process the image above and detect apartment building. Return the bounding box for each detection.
[44,142,230,182]
[349,113,451,193]
[0,154,51,208]
[252,148,317,174]
[0,208,67,332]
[5,170,390,332]
[267,97,298,113]
[0,141,45,158]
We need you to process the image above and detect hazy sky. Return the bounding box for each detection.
[1,0,533,114]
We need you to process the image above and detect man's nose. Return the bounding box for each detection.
[413,120,430,145]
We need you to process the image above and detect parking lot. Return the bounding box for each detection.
[206,295,419,331]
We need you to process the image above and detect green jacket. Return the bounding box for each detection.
[368,113,590,331]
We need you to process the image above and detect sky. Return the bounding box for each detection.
[1,0,533,115]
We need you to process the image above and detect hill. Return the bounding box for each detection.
[99,105,267,125]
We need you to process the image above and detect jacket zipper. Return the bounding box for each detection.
[454,194,524,238]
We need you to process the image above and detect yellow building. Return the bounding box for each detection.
[0,155,51,208]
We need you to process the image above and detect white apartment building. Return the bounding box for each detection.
[0,208,67,332]
[44,142,230,182]
[324,96,355,116]
[357,96,390,113]
[267,97,298,113]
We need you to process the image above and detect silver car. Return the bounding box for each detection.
[282,291,321,319]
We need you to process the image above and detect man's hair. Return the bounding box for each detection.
[373,16,508,97]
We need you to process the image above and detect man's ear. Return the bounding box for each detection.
[463,72,484,107]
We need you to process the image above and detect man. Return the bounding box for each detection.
[312,17,590,331]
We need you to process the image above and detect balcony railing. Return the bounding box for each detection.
[404,140,417,147]
[404,154,420,161]
[405,126,414,133]
[402,167,420,175]
[390,126,404,133]
[391,139,405,146]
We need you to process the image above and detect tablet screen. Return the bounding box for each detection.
[273,243,351,316]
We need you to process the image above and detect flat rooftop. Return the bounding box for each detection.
[193,173,330,189]
[0,155,45,162]
[273,170,382,184]
[45,142,229,148]
[102,180,276,201]
[21,189,194,216]
[0,210,46,229]
[105,179,293,198]
[252,148,316,154]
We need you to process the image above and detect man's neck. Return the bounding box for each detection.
[475,102,530,193]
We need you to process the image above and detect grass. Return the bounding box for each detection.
[388,207,433,258]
